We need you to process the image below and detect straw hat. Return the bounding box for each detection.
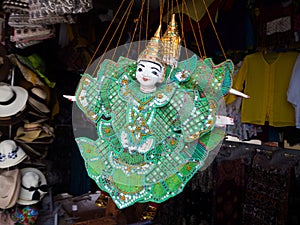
[0,107,27,126]
[0,83,28,117]
[0,140,27,169]
[14,123,55,144]
[28,87,50,115]
[0,168,21,209]
[17,142,48,160]
[17,167,48,205]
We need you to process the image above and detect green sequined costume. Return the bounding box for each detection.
[75,55,233,209]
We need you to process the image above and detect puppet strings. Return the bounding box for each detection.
[84,0,228,78]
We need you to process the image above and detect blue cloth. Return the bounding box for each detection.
[70,140,91,196]
[287,54,300,129]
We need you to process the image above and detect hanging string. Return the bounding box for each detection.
[159,0,164,28]
[93,0,134,75]
[138,0,146,55]
[126,0,146,58]
[85,0,228,78]
[180,0,205,58]
[171,0,174,16]
[84,0,127,75]
[202,0,227,59]
[112,1,135,60]
[177,0,189,60]
[191,0,205,57]
[146,0,150,40]
[167,0,171,22]
[103,0,134,59]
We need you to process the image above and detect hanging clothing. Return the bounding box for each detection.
[226,51,298,127]
[287,54,300,129]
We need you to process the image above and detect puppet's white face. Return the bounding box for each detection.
[136,60,164,93]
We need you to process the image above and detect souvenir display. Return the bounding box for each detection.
[73,15,235,209]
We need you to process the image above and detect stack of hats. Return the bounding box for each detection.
[0,82,55,159]
[14,86,55,160]
[0,139,47,224]
[26,86,52,120]
[0,168,47,224]
[0,47,56,159]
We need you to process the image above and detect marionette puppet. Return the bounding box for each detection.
[71,15,248,221]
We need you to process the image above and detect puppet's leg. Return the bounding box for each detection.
[95,191,111,208]
[140,202,158,221]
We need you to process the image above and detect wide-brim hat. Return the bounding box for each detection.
[0,106,27,126]
[22,109,50,124]
[28,87,50,115]
[0,140,27,169]
[14,123,55,144]
[0,44,11,82]
[0,83,28,117]
[17,142,48,160]
[0,168,21,209]
[17,167,47,205]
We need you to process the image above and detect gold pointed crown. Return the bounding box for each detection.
[161,14,181,66]
[138,25,163,66]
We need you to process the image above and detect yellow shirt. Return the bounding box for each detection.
[226,51,298,127]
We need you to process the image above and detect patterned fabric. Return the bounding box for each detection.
[255,1,294,48]
[8,13,43,28]
[2,0,29,13]
[75,55,233,208]
[28,0,75,25]
[266,16,291,35]
[214,159,246,225]
[226,97,257,140]
[41,0,93,15]
[242,153,291,225]
[12,26,55,42]
[214,144,255,225]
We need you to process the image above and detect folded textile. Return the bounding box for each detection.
[12,26,55,42]
[8,13,44,28]
[40,0,93,15]
[28,0,75,25]
[2,0,29,14]
[15,40,43,49]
